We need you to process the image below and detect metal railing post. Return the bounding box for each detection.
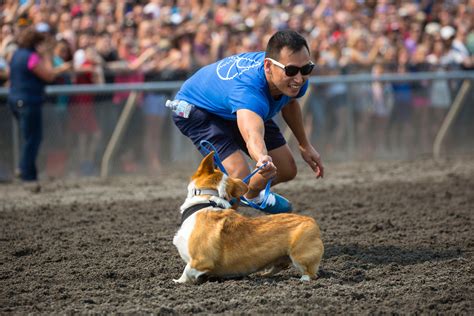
[100,91,138,179]
[433,79,471,161]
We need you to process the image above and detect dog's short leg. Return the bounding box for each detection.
[260,265,281,277]
[290,236,324,282]
[173,263,207,284]
[173,264,192,283]
[291,253,323,281]
[260,256,291,277]
[291,261,312,281]
[300,275,311,281]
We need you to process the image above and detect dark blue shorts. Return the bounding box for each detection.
[173,106,286,161]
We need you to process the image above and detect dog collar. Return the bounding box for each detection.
[191,188,220,197]
[181,201,218,224]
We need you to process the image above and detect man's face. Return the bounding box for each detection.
[265,46,312,98]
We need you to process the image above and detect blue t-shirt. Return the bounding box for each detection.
[175,52,308,121]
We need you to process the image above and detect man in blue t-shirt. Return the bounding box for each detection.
[172,30,324,213]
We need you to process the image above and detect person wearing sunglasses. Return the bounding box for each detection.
[171,29,324,214]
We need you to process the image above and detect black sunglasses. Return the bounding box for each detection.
[266,58,315,76]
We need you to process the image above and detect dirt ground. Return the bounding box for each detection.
[1,157,473,314]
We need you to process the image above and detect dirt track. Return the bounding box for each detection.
[1,157,473,314]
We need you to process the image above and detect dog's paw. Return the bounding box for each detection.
[300,275,311,282]
[173,277,189,284]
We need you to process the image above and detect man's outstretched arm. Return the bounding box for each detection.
[236,109,277,180]
[281,99,324,178]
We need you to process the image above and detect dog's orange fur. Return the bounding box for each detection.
[177,152,324,281]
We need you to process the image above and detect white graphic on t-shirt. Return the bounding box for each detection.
[216,56,261,80]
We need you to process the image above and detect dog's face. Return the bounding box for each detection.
[189,152,248,202]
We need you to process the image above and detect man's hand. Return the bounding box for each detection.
[299,144,324,178]
[256,155,277,180]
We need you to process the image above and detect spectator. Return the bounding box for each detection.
[409,44,431,154]
[53,39,73,112]
[94,31,119,161]
[389,47,414,157]
[139,38,167,175]
[111,38,149,173]
[427,40,452,145]
[7,24,71,181]
[345,34,378,159]
[321,41,349,157]
[371,62,393,157]
[0,23,15,85]
[450,23,472,69]
[69,33,104,176]
[43,38,73,178]
[192,24,214,69]
[302,36,326,150]
[141,35,193,174]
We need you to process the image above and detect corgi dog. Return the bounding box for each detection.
[173,152,324,283]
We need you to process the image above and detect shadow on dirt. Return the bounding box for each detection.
[325,243,463,265]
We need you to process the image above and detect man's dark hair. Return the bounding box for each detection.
[265,30,310,60]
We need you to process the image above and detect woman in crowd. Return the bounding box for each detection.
[8,25,71,181]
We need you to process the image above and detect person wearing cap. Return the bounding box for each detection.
[7,25,71,181]
[171,29,324,214]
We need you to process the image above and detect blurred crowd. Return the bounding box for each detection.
[1,0,473,87]
[0,0,473,178]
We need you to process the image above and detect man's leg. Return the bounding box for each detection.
[173,107,294,206]
[222,150,264,199]
[268,144,297,185]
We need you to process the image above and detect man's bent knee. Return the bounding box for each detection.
[276,163,297,184]
[222,151,251,179]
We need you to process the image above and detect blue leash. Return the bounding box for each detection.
[199,140,228,175]
[199,140,272,210]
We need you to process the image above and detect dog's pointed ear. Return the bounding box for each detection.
[194,151,215,177]
[228,178,248,199]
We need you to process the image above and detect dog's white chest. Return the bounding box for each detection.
[173,214,197,263]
